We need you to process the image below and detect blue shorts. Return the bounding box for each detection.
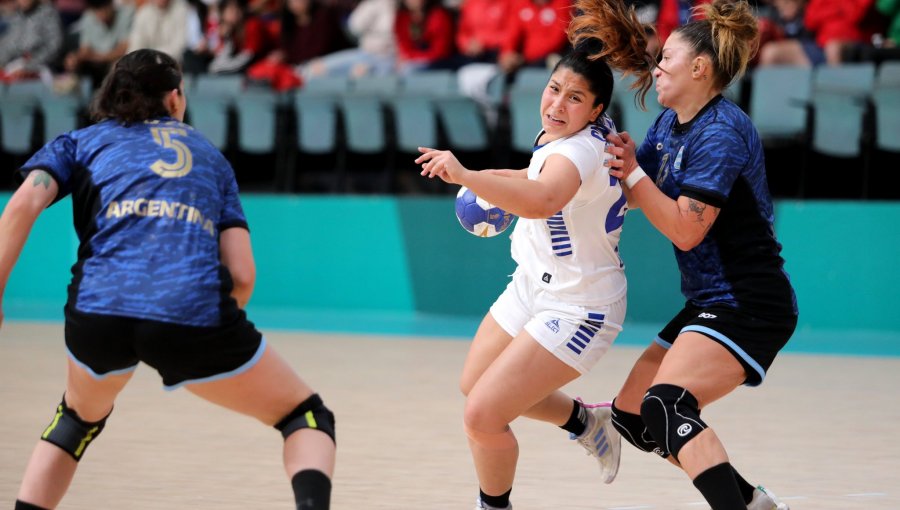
[64,305,265,390]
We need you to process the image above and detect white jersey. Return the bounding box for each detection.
[510,117,628,306]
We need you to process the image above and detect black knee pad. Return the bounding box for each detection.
[274,393,336,444]
[640,384,707,460]
[40,396,109,461]
[611,399,668,458]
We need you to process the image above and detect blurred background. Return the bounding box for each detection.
[1,0,898,357]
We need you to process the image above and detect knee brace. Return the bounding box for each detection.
[611,400,668,458]
[40,396,109,461]
[640,384,707,460]
[274,393,336,444]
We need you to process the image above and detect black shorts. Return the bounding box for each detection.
[64,305,265,390]
[656,303,797,386]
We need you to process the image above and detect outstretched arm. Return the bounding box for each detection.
[416,147,579,219]
[0,170,59,327]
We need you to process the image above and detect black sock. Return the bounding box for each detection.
[15,501,50,510]
[692,462,747,510]
[732,467,756,504]
[559,400,587,436]
[291,469,332,510]
[479,488,512,509]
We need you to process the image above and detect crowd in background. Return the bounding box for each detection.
[0,0,899,93]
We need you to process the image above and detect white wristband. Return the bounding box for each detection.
[624,167,647,189]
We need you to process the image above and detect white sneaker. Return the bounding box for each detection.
[474,497,512,510]
[748,486,790,510]
[571,400,621,484]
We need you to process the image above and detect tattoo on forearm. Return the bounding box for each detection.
[32,171,52,190]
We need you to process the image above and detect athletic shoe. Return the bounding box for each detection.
[748,486,790,510]
[571,400,621,484]
[474,497,512,510]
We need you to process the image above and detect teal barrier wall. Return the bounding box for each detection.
[1,193,898,355]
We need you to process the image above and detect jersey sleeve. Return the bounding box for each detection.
[219,169,249,232]
[551,135,602,182]
[680,123,749,208]
[16,134,77,204]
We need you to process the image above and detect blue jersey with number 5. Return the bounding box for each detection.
[18,117,248,327]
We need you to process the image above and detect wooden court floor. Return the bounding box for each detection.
[2,321,898,509]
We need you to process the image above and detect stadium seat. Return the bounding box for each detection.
[750,66,813,143]
[508,88,542,155]
[0,81,45,154]
[872,62,900,153]
[436,96,490,152]
[187,74,244,150]
[289,76,351,191]
[235,88,279,154]
[510,67,551,92]
[809,63,875,158]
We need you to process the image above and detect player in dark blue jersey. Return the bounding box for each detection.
[573,0,797,509]
[0,49,335,510]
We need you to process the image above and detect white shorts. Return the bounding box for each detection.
[489,271,626,374]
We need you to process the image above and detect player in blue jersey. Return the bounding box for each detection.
[416,9,658,507]
[0,49,335,510]
[574,0,797,509]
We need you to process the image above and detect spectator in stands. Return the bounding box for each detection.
[497,0,570,74]
[656,0,710,45]
[303,0,397,79]
[64,0,134,86]
[393,0,455,74]
[183,0,260,74]
[128,0,192,61]
[247,0,349,91]
[760,0,877,66]
[0,0,63,82]
[452,0,512,67]
[456,0,570,121]
[756,0,825,66]
[876,0,900,46]
[55,0,86,28]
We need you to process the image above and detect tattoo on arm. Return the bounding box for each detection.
[32,171,53,190]
[682,198,720,235]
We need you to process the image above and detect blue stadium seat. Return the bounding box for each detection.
[508,88,541,155]
[809,63,875,158]
[0,81,45,154]
[873,62,900,153]
[749,66,812,142]
[187,74,244,150]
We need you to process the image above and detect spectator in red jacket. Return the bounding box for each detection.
[498,0,571,73]
[455,0,512,64]
[394,0,454,73]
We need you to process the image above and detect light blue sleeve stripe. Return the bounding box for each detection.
[681,325,766,384]
[67,346,138,380]
[164,336,268,391]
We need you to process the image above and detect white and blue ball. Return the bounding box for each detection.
[455,186,515,238]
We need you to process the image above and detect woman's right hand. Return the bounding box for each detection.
[605,131,639,182]
[415,147,469,185]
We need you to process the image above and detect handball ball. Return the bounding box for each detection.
[455,186,516,238]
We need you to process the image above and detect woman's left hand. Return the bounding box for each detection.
[415,147,469,185]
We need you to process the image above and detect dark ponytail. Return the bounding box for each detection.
[90,49,183,124]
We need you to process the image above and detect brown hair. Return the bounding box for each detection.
[568,0,657,109]
[675,0,759,90]
[90,49,183,124]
